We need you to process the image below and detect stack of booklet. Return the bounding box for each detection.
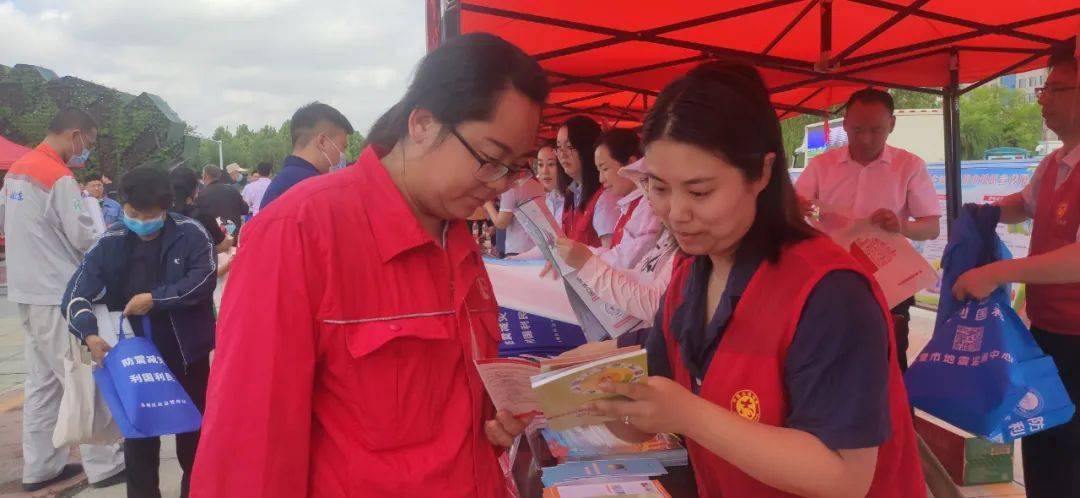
[541,458,671,498]
[541,425,688,467]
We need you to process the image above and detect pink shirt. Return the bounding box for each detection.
[796,145,941,220]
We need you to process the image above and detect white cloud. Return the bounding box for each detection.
[0,0,426,136]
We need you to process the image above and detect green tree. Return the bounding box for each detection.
[890,90,942,109]
[780,114,820,169]
[959,86,1042,160]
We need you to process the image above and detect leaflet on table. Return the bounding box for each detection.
[541,425,687,466]
[542,479,672,498]
[541,457,668,487]
[812,204,939,309]
[515,199,644,340]
[532,349,649,431]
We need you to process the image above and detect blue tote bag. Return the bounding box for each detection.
[93,316,202,438]
[905,204,1075,443]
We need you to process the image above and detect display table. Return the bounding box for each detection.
[512,428,699,498]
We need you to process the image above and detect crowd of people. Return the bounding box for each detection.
[0,30,1077,498]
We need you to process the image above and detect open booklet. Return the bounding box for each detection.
[512,190,643,341]
[812,202,939,309]
[475,345,647,430]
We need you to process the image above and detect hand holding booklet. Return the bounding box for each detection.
[812,203,939,308]
[475,346,648,430]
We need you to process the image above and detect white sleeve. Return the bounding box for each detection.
[794,158,819,200]
[599,205,662,270]
[498,188,517,213]
[48,176,98,253]
[905,158,942,218]
[591,191,620,237]
[1021,159,1051,217]
[577,249,674,323]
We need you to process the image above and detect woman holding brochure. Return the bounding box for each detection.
[190,33,548,498]
[583,62,926,497]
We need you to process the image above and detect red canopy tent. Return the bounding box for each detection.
[0,134,31,171]
[427,0,1078,226]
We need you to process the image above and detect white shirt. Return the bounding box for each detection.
[241,177,272,216]
[578,230,678,325]
[567,182,620,238]
[545,190,564,226]
[1022,145,1080,216]
[796,144,941,220]
[498,185,537,255]
[592,190,663,270]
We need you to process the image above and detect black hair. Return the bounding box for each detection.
[120,167,174,211]
[557,115,603,214]
[202,164,223,181]
[845,87,895,115]
[169,167,200,210]
[364,32,549,152]
[256,162,273,177]
[594,128,642,166]
[83,173,104,183]
[1049,37,1077,70]
[47,107,97,134]
[291,102,354,148]
[642,61,816,262]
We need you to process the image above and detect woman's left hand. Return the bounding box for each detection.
[484,410,532,448]
[582,376,699,435]
[555,237,593,270]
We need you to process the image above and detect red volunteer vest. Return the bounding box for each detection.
[611,196,643,247]
[661,237,925,498]
[1028,150,1080,334]
[562,187,605,247]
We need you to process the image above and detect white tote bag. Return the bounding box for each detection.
[52,334,121,447]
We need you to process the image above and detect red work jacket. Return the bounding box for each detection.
[190,146,505,498]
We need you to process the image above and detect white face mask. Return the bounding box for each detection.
[68,134,90,167]
[320,138,347,172]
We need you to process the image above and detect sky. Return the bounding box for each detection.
[0,0,427,136]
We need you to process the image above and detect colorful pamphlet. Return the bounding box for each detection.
[540,457,668,487]
[542,479,672,498]
[532,348,649,431]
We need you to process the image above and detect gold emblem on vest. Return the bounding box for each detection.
[730,389,761,422]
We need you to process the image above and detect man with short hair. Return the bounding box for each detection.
[259,102,354,210]
[84,174,122,226]
[195,164,248,237]
[64,167,217,498]
[953,38,1080,498]
[795,87,942,372]
[0,107,125,491]
[241,162,273,217]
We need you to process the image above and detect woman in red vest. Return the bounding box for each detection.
[555,116,618,247]
[586,62,925,497]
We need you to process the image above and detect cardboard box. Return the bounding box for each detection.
[914,410,1014,486]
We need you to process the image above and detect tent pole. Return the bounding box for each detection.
[943,49,963,235]
[442,0,461,41]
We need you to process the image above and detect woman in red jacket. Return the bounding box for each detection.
[190,33,547,498]
[587,62,926,497]
[555,116,618,247]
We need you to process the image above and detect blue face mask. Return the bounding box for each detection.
[123,214,165,237]
[68,135,90,167]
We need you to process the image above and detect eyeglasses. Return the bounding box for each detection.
[450,127,533,183]
[1034,85,1080,98]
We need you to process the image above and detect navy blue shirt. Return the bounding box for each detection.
[260,155,319,211]
[620,249,892,450]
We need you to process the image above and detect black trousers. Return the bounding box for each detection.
[1022,327,1080,498]
[125,357,210,498]
[891,297,915,373]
